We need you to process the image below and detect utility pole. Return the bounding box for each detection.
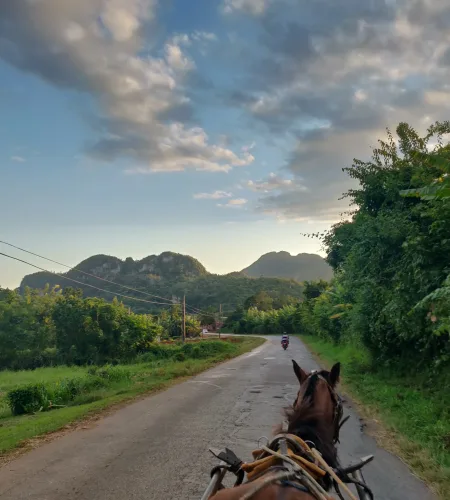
[182,295,186,343]
[218,303,222,339]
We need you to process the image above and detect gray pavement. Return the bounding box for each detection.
[0,336,435,499]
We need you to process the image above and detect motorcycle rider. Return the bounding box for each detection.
[281,332,289,346]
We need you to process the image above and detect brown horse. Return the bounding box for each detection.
[211,361,342,500]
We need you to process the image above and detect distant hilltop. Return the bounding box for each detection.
[241,251,333,282]
[20,251,208,290]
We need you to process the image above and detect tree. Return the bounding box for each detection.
[302,280,329,301]
[244,291,273,311]
[199,308,217,330]
[321,121,450,367]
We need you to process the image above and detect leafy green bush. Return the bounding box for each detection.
[6,376,111,415]
[7,384,50,415]
[87,365,132,382]
[181,341,233,358]
[174,352,186,361]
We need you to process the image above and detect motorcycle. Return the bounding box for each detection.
[281,339,289,350]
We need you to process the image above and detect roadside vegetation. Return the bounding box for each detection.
[0,336,263,455]
[0,285,204,370]
[0,285,263,454]
[224,122,450,498]
[301,335,449,499]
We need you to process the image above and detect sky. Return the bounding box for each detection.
[1,0,450,288]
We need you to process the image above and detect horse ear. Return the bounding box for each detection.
[330,362,341,386]
[292,360,308,384]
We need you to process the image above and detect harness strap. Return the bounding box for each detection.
[280,480,309,492]
[242,448,325,481]
[240,446,333,500]
[243,433,326,482]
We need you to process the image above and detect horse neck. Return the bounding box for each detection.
[287,408,338,467]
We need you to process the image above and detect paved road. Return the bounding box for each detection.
[0,337,434,499]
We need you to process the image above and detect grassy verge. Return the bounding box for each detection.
[0,337,264,456]
[299,334,450,499]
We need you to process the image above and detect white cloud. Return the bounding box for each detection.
[194,190,233,199]
[222,0,269,16]
[171,31,217,48]
[247,172,300,192]
[11,156,26,162]
[0,0,250,174]
[101,0,145,42]
[192,31,218,43]
[165,43,195,72]
[217,198,248,208]
[353,89,368,102]
[65,23,85,43]
[126,124,253,173]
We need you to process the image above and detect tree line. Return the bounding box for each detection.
[226,121,450,375]
[0,286,201,370]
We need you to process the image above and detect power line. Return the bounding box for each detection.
[0,252,176,308]
[185,304,206,314]
[185,303,233,316]
[0,240,176,306]
[185,304,219,316]
[0,239,225,315]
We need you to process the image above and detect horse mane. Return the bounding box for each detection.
[279,373,339,470]
[285,404,338,467]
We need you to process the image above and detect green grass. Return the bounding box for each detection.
[299,334,450,499]
[0,337,264,456]
[0,365,90,392]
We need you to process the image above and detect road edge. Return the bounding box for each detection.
[0,337,267,467]
[297,335,441,500]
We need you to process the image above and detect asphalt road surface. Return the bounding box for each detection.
[0,337,435,500]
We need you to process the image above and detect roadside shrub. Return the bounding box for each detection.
[137,343,180,360]
[7,384,50,415]
[182,341,233,358]
[88,365,131,382]
[50,376,109,405]
[6,375,112,415]
[174,352,186,361]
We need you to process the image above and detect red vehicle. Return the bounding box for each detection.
[281,334,289,350]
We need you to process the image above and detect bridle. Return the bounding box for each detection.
[293,370,344,444]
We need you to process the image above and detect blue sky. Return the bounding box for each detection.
[1,0,449,288]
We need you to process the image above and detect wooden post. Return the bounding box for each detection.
[218,304,222,339]
[182,295,186,343]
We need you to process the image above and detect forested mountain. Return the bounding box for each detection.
[241,252,332,282]
[20,251,307,313]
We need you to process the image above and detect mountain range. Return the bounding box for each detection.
[20,251,332,313]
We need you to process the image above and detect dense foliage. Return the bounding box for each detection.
[228,122,450,374]
[321,121,450,370]
[0,286,201,370]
